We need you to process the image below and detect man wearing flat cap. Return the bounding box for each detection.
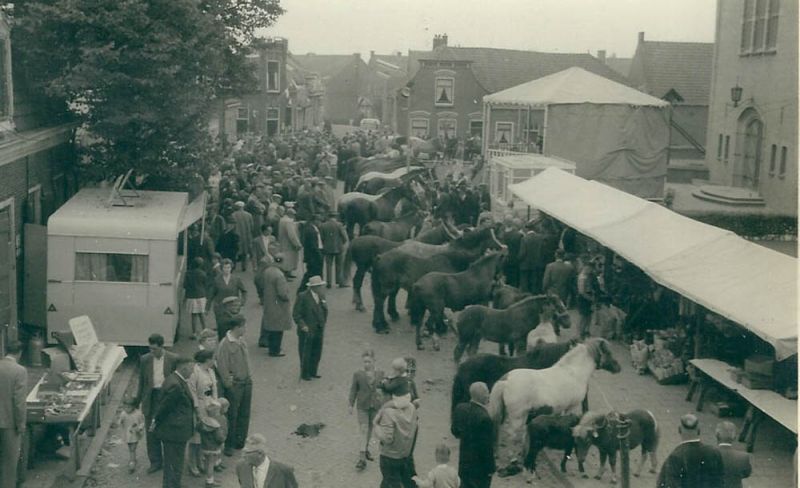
[236,434,298,488]
[657,414,724,488]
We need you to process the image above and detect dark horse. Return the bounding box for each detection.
[370,227,505,334]
[450,341,576,417]
[492,284,532,310]
[337,180,424,239]
[361,210,424,242]
[415,221,461,244]
[409,251,506,351]
[452,295,571,362]
[343,156,409,193]
[345,235,403,312]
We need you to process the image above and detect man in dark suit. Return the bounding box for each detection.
[657,414,724,488]
[151,356,195,488]
[517,225,545,294]
[451,382,495,488]
[292,275,328,381]
[715,421,752,488]
[0,341,26,488]
[298,215,324,293]
[542,249,576,306]
[499,216,523,287]
[134,333,178,473]
[319,212,349,288]
[236,434,298,488]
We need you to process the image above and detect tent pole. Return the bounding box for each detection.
[542,105,548,155]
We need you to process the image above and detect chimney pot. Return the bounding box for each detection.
[638,31,645,43]
[597,50,606,63]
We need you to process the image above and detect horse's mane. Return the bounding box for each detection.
[506,294,550,310]
[584,338,609,362]
[573,410,611,437]
[467,251,502,269]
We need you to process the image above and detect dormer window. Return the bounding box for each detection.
[435,77,454,106]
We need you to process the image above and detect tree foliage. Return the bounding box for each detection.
[9,0,283,190]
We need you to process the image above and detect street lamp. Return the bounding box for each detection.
[730,84,743,107]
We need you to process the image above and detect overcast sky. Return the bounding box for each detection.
[261,0,716,59]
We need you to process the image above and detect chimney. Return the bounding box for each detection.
[597,50,606,64]
[370,50,375,60]
[638,31,645,43]
[433,34,448,50]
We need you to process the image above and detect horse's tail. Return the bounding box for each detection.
[451,373,466,419]
[488,378,507,427]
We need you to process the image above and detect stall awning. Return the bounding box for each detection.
[510,168,798,360]
[180,192,207,231]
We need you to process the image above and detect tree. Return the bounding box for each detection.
[9,0,283,190]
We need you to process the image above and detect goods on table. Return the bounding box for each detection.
[27,370,102,422]
[648,348,687,384]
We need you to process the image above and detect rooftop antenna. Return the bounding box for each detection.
[108,169,140,207]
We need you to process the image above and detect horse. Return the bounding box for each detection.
[572,409,660,483]
[492,284,532,310]
[345,235,403,312]
[407,136,443,160]
[452,295,571,362]
[450,341,575,417]
[488,338,621,469]
[361,210,425,242]
[409,251,506,351]
[370,227,505,334]
[342,156,409,193]
[355,166,429,194]
[415,221,461,244]
[526,320,559,350]
[337,180,424,239]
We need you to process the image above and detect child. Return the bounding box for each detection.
[199,399,228,488]
[413,444,460,488]
[348,349,385,471]
[380,357,420,408]
[118,398,145,473]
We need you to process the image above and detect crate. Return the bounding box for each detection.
[744,355,774,377]
[740,372,774,390]
[707,401,744,418]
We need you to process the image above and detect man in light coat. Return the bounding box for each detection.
[277,208,302,279]
[232,201,255,271]
[0,341,26,488]
[259,254,293,357]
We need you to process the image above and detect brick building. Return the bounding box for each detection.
[704,0,797,216]
[627,32,714,162]
[398,34,628,142]
[0,15,77,350]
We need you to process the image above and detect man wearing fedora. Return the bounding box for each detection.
[236,434,298,488]
[292,275,328,381]
[319,211,349,288]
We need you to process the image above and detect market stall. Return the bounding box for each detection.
[26,316,126,479]
[488,153,575,218]
[483,67,671,199]
[510,168,797,449]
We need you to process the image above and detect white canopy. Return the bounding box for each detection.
[510,168,798,360]
[484,67,670,108]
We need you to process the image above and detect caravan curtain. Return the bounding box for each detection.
[75,253,149,283]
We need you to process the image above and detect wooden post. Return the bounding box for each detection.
[617,416,631,488]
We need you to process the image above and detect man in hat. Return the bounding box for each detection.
[657,414,724,488]
[151,355,195,488]
[277,208,302,279]
[298,214,324,292]
[258,254,293,357]
[216,295,244,342]
[292,276,328,381]
[236,434,298,488]
[451,382,495,488]
[216,218,240,263]
[232,201,255,271]
[319,212,349,288]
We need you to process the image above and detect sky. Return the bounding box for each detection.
[261,0,717,59]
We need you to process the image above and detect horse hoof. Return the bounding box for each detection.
[594,475,602,480]
[416,344,425,351]
[582,474,589,479]
[633,473,640,478]
[649,469,657,474]
[356,305,366,312]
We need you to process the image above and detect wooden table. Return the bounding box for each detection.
[687,358,797,452]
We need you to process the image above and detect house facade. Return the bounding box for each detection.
[705,0,798,215]
[400,35,629,144]
[628,33,714,162]
[0,15,78,351]
[292,53,371,125]
[367,52,409,131]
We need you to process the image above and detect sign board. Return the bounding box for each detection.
[69,315,99,347]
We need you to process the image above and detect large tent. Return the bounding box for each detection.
[484,67,671,198]
[510,168,798,360]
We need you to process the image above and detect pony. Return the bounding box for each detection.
[370,227,505,333]
[452,295,571,362]
[488,338,621,469]
[361,210,425,242]
[572,409,660,483]
[409,251,506,351]
[450,341,575,417]
[345,235,403,312]
[524,412,584,480]
[526,320,559,350]
[492,284,532,310]
[337,180,424,238]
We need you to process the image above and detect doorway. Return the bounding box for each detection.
[737,109,764,190]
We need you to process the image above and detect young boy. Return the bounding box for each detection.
[413,443,460,488]
[119,398,145,473]
[380,357,420,408]
[199,399,228,488]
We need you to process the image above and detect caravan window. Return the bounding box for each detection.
[75,253,149,283]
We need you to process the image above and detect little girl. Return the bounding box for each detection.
[118,398,145,473]
[412,443,460,488]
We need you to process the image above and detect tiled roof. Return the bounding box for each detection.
[630,41,713,105]
[409,46,631,92]
[292,53,360,79]
[370,53,408,74]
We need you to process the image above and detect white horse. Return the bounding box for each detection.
[488,338,621,468]
[525,320,558,351]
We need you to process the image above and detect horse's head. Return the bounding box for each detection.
[587,338,621,374]
[452,226,506,253]
[572,411,612,462]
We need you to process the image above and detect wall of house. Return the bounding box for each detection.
[404,60,486,140]
[705,0,798,215]
[670,104,709,160]
[323,56,369,125]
